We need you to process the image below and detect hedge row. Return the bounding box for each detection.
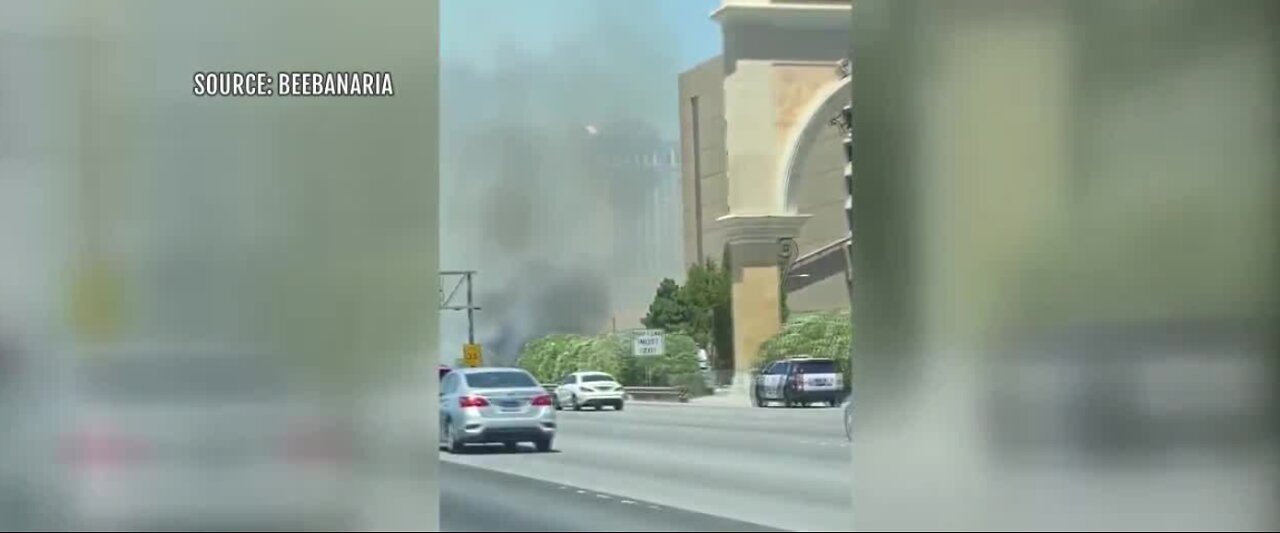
[517,330,710,396]
[516,311,851,396]
[756,311,851,383]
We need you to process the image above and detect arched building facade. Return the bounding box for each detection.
[678,0,851,389]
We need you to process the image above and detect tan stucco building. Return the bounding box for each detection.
[679,0,851,388]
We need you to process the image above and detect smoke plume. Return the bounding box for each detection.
[440,1,686,366]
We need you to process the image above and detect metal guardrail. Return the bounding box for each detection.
[540,384,689,403]
[624,386,689,403]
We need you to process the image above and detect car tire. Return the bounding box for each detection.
[615,401,625,411]
[534,437,553,453]
[754,387,766,408]
[553,395,562,411]
[445,420,466,454]
[571,395,582,411]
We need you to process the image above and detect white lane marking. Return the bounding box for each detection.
[550,481,662,509]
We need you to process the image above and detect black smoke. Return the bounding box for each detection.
[439,1,683,365]
[481,263,612,366]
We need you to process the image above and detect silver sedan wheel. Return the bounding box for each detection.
[446,421,465,453]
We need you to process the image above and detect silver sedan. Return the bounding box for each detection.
[439,368,556,453]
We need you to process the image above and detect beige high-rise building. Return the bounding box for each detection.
[678,0,851,388]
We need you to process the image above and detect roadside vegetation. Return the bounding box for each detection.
[757,310,851,388]
[517,263,850,397]
[517,330,711,397]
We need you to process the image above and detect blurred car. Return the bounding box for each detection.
[753,356,844,408]
[696,348,716,389]
[986,320,1270,460]
[553,371,625,411]
[0,333,69,531]
[439,367,555,453]
[55,346,357,530]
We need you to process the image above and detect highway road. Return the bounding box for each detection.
[440,462,783,532]
[440,402,852,532]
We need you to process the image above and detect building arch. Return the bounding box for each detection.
[779,76,851,214]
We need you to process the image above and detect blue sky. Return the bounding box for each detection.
[441,0,722,73]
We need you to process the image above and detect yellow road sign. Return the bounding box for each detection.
[463,343,482,368]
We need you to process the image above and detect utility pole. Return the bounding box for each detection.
[440,270,482,365]
[466,271,474,344]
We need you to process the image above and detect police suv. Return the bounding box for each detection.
[753,356,844,408]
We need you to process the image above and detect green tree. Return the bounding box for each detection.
[640,261,734,383]
[712,251,735,379]
[679,259,729,348]
[681,260,734,375]
[641,278,691,334]
[643,262,731,344]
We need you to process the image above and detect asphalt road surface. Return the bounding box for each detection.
[440,462,784,532]
[440,402,852,532]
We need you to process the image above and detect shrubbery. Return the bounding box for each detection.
[517,334,623,384]
[517,330,710,396]
[757,311,851,385]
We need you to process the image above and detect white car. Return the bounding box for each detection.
[554,372,625,411]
